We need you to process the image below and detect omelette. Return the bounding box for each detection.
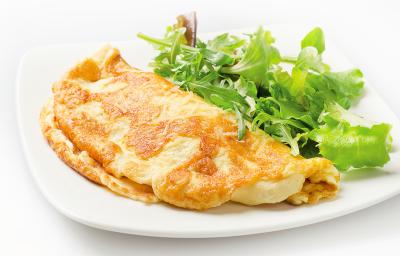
[40,45,340,210]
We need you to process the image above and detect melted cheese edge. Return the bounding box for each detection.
[231,174,305,205]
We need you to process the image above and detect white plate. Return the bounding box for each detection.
[17,25,400,238]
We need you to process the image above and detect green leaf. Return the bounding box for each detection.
[296,46,325,73]
[268,97,318,129]
[310,119,392,170]
[291,68,308,102]
[233,76,257,98]
[305,69,364,110]
[234,104,246,140]
[288,47,325,102]
[322,102,371,127]
[170,33,182,64]
[266,123,300,155]
[200,48,235,66]
[258,81,318,129]
[273,69,293,90]
[187,81,248,111]
[207,33,246,56]
[301,27,325,54]
[264,30,276,44]
[299,139,320,158]
[252,111,302,131]
[220,27,281,84]
[245,96,256,117]
[323,69,364,109]
[252,110,306,155]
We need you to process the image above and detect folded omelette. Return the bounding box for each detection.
[40,45,340,210]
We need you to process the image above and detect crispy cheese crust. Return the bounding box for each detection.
[40,45,340,210]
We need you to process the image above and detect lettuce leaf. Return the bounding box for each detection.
[295,46,325,73]
[206,33,246,57]
[310,117,392,170]
[220,27,280,84]
[301,27,325,54]
[306,69,364,109]
[322,69,364,109]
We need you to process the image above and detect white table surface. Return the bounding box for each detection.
[1,0,400,255]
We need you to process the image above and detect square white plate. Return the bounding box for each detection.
[17,25,400,238]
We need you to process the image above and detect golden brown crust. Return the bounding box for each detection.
[39,99,158,203]
[41,45,339,210]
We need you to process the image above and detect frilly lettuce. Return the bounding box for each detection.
[310,115,392,170]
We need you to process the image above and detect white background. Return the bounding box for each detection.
[1,0,400,255]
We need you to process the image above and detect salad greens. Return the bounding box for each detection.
[137,19,392,171]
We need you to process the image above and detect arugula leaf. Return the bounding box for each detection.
[137,32,234,67]
[187,81,248,110]
[233,76,257,98]
[252,113,301,155]
[170,32,182,64]
[220,27,281,84]
[187,81,250,140]
[252,110,305,132]
[301,27,325,54]
[244,96,256,117]
[268,124,301,155]
[234,104,247,140]
[252,108,307,155]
